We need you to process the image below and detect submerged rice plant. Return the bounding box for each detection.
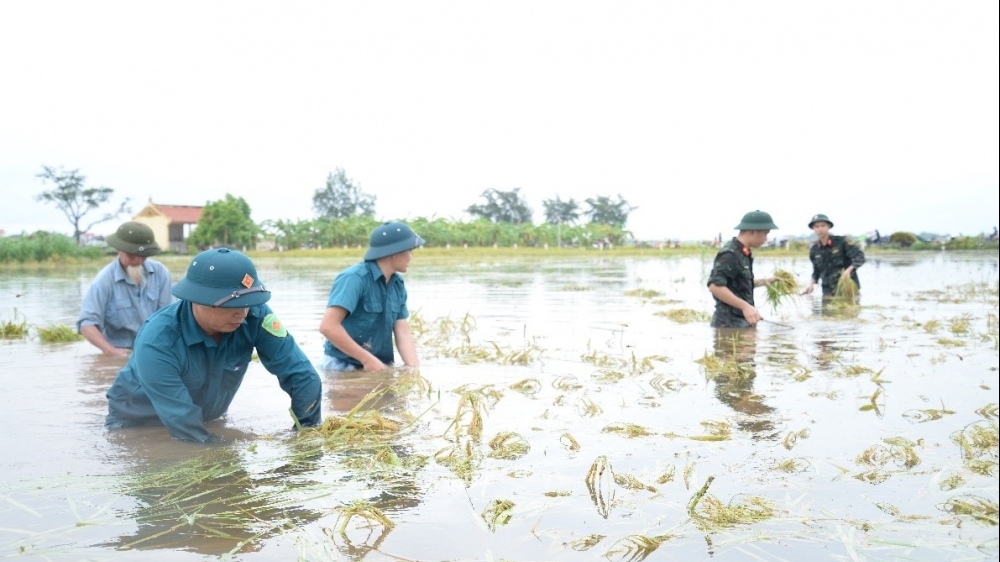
[1,310,28,339]
[691,491,775,530]
[434,440,482,486]
[613,471,657,493]
[602,423,655,438]
[585,455,614,519]
[480,499,514,532]
[951,421,999,476]
[625,288,663,299]
[695,352,755,383]
[335,499,394,534]
[605,533,675,562]
[560,433,581,451]
[939,495,998,526]
[36,324,83,343]
[654,308,710,323]
[568,534,605,551]
[487,432,530,460]
[444,384,503,440]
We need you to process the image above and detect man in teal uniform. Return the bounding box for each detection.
[706,210,779,328]
[105,248,322,443]
[802,214,865,296]
[319,221,424,371]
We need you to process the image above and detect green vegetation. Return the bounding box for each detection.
[0,231,104,262]
[36,324,83,343]
[833,276,859,300]
[1,310,28,339]
[655,308,710,323]
[187,194,258,249]
[764,269,799,311]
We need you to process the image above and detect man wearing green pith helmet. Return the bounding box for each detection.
[319,221,425,371]
[706,210,779,328]
[802,213,865,296]
[105,248,322,443]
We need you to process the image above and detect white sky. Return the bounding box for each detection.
[1,1,997,242]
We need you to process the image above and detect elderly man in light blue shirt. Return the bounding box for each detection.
[78,221,172,356]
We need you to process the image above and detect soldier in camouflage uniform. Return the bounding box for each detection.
[802,214,865,296]
[707,210,779,328]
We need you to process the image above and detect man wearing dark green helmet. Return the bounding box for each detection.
[802,214,865,296]
[105,248,322,443]
[320,221,425,371]
[706,210,779,328]
[78,221,173,356]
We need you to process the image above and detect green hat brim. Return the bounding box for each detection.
[734,219,779,230]
[105,232,161,256]
[172,278,271,308]
[365,234,426,261]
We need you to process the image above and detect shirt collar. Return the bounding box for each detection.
[364,260,396,284]
[732,237,752,257]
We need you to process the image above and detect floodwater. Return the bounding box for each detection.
[1,250,998,561]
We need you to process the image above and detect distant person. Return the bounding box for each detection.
[78,221,172,356]
[105,248,322,443]
[802,214,865,296]
[319,221,424,371]
[706,210,779,328]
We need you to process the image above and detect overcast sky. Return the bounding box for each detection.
[1,1,997,242]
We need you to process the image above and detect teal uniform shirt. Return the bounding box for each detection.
[810,235,865,294]
[707,237,755,328]
[105,300,322,443]
[323,261,409,367]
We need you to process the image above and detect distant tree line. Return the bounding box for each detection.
[17,164,995,260]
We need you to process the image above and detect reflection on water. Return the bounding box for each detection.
[106,446,324,556]
[1,251,998,561]
[711,328,777,439]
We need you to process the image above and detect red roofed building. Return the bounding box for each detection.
[133,201,203,253]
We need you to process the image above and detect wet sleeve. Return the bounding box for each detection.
[78,273,109,331]
[154,263,173,308]
[809,247,821,282]
[326,270,363,315]
[396,282,409,321]
[254,305,323,428]
[845,240,865,269]
[706,252,736,287]
[133,342,214,443]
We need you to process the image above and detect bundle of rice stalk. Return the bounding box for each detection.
[764,269,798,310]
[833,276,859,300]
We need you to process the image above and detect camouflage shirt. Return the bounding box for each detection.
[707,237,755,327]
[810,235,865,293]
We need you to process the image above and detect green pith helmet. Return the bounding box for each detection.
[734,210,779,231]
[105,221,161,256]
[364,221,426,261]
[171,248,271,308]
[808,213,834,228]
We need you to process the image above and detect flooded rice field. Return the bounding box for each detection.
[1,250,998,561]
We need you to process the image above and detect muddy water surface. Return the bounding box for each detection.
[1,251,997,561]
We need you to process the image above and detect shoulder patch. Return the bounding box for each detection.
[262,313,287,337]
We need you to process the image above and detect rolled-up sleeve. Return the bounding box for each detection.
[846,241,865,269]
[255,307,322,428]
[707,252,737,287]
